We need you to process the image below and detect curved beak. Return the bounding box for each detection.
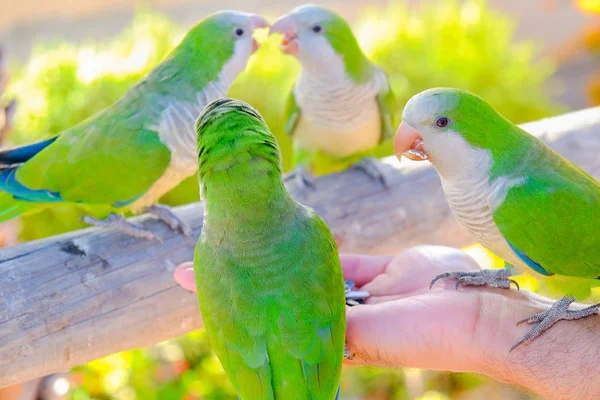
[270,14,299,55]
[394,121,428,161]
[248,14,270,54]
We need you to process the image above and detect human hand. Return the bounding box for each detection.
[174,246,600,399]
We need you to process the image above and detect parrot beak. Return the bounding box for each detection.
[394,121,429,161]
[249,14,270,54]
[270,15,299,56]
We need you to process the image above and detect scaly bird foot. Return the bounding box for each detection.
[345,280,369,306]
[82,213,161,242]
[145,204,191,237]
[352,157,389,189]
[283,165,316,191]
[510,296,600,352]
[344,344,354,361]
[430,267,520,291]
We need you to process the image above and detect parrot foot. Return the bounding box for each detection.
[145,204,191,237]
[345,280,369,306]
[283,165,316,191]
[510,296,600,352]
[82,213,161,242]
[352,157,389,189]
[430,267,520,291]
[344,345,354,360]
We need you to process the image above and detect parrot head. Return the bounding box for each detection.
[394,88,515,178]
[195,98,282,191]
[182,11,270,78]
[270,5,369,78]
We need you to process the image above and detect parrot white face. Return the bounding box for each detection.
[394,88,485,181]
[270,5,346,76]
[217,12,270,83]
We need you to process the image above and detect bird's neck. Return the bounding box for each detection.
[203,177,297,238]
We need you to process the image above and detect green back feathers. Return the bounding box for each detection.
[194,98,345,399]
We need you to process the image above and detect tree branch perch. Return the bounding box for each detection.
[1,107,600,387]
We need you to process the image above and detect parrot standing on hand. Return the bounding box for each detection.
[0,11,269,241]
[394,87,600,351]
[270,5,397,189]
[193,98,345,399]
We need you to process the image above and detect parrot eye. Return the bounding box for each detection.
[312,25,322,33]
[235,28,244,37]
[435,117,449,128]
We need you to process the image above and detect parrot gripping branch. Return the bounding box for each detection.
[0,107,599,387]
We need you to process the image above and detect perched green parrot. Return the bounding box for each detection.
[193,98,346,399]
[0,11,269,240]
[394,87,600,351]
[270,5,397,189]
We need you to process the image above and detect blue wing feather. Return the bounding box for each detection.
[506,239,554,276]
[0,167,63,203]
[0,137,57,164]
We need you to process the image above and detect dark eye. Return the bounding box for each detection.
[435,117,449,128]
[235,28,244,37]
[312,25,322,33]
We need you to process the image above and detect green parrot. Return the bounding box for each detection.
[394,87,600,351]
[193,98,346,399]
[0,11,269,240]
[270,5,397,189]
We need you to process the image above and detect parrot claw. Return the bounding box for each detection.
[145,204,192,237]
[430,267,519,291]
[284,165,316,191]
[510,296,600,352]
[344,344,354,360]
[345,280,369,306]
[352,157,389,189]
[82,213,162,242]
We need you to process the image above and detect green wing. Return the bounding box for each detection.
[283,86,301,138]
[195,208,345,400]
[13,90,172,208]
[376,69,397,142]
[493,147,600,282]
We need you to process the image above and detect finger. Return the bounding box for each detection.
[359,246,481,297]
[344,291,484,372]
[174,262,197,293]
[340,253,393,287]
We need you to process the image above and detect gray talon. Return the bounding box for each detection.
[344,345,354,360]
[83,213,161,242]
[352,157,389,189]
[510,296,599,352]
[284,165,316,191]
[430,267,519,291]
[146,204,191,237]
[345,279,369,306]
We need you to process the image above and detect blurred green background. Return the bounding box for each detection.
[0,0,597,398]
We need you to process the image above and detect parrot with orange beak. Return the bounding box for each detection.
[270,5,397,189]
[395,87,600,351]
[0,11,269,241]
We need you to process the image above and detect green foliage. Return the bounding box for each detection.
[357,0,566,123]
[4,1,561,398]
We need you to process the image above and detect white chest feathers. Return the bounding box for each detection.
[293,64,388,157]
[431,132,527,267]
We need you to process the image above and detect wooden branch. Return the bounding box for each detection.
[1,107,600,387]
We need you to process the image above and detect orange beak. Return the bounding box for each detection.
[270,15,299,56]
[394,121,428,161]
